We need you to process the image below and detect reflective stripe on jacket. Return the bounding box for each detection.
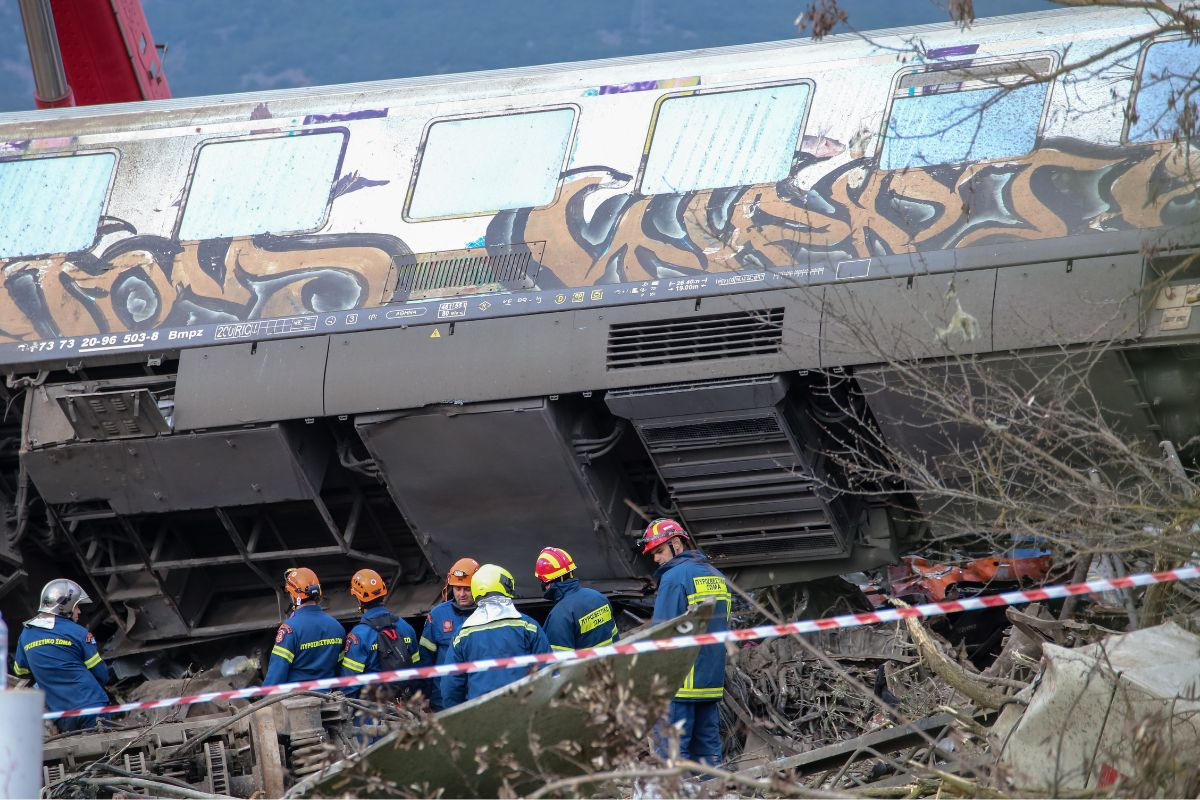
[417,600,472,710]
[542,578,619,651]
[340,606,420,674]
[339,605,418,697]
[651,550,731,701]
[443,613,550,705]
[14,616,109,712]
[264,603,345,685]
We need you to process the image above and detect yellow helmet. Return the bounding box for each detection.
[471,564,516,601]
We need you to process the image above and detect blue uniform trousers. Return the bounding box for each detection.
[656,700,722,767]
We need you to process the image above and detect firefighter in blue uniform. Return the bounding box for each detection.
[534,546,619,651]
[641,518,731,767]
[264,567,344,686]
[339,568,418,697]
[443,564,551,706]
[11,579,110,731]
[417,557,478,710]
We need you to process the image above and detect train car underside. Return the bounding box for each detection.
[3,231,1199,656]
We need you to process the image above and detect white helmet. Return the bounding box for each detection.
[38,579,92,616]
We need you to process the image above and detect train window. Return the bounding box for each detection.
[178,131,345,240]
[407,108,576,220]
[881,57,1052,170]
[640,83,811,195]
[1129,38,1200,143]
[0,153,115,259]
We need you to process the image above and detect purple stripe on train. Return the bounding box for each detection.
[926,44,979,59]
[303,109,389,125]
[591,76,700,96]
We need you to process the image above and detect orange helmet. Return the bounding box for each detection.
[535,546,577,584]
[447,557,480,587]
[350,568,388,604]
[638,518,688,555]
[284,567,322,604]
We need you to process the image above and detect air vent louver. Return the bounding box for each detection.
[704,533,840,561]
[606,375,865,567]
[637,408,849,564]
[387,242,544,301]
[57,389,171,442]
[606,308,784,370]
[641,416,782,446]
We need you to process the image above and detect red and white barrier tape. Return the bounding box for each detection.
[44,565,1199,720]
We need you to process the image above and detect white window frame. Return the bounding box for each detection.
[0,150,118,259]
[403,106,580,222]
[635,80,814,196]
[174,129,348,241]
[878,54,1057,171]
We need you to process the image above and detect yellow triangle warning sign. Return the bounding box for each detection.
[430,328,441,339]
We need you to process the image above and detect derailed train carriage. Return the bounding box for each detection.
[0,5,1197,656]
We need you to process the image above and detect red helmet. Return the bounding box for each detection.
[535,546,577,584]
[350,568,387,604]
[638,518,688,555]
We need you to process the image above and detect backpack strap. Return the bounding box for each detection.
[364,613,396,632]
[364,613,412,666]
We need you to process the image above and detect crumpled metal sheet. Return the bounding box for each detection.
[991,621,1200,790]
[294,604,713,798]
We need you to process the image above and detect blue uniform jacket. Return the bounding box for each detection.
[339,605,419,696]
[542,578,620,651]
[443,613,551,706]
[264,603,345,686]
[417,600,472,709]
[652,550,731,702]
[13,616,110,712]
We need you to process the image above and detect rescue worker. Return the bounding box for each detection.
[534,546,619,651]
[442,564,550,706]
[12,579,110,731]
[340,568,419,698]
[417,557,479,711]
[264,567,344,686]
[640,518,731,767]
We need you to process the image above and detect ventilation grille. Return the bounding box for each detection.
[631,404,851,566]
[705,532,840,561]
[642,416,782,447]
[57,389,171,442]
[387,242,544,301]
[608,374,779,399]
[606,308,784,370]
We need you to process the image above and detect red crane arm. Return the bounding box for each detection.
[24,0,170,108]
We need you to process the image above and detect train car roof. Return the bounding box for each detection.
[0,4,1155,137]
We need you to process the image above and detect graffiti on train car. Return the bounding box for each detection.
[0,138,1194,344]
[0,230,410,341]
[488,137,1199,286]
